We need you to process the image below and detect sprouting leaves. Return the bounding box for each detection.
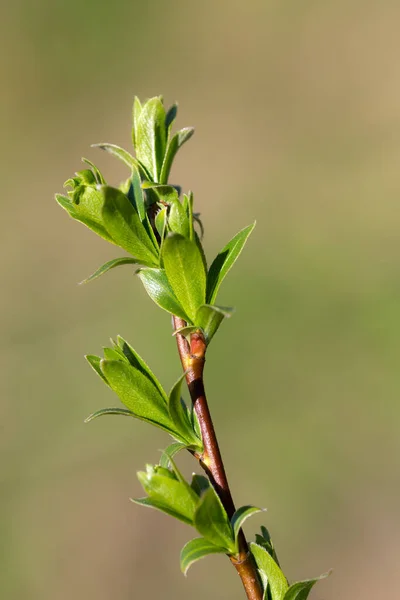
[162,234,206,322]
[180,537,226,575]
[85,337,202,449]
[250,543,289,600]
[207,222,256,304]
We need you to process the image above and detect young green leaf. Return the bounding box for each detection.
[115,336,167,399]
[138,267,191,321]
[180,537,227,576]
[194,488,235,553]
[155,207,167,238]
[103,347,124,361]
[250,543,289,600]
[160,127,195,184]
[162,234,206,322]
[283,572,331,600]
[190,474,210,496]
[135,463,199,525]
[159,442,188,468]
[128,163,146,221]
[79,257,141,284]
[132,96,142,148]
[231,506,265,546]
[168,372,202,447]
[81,158,105,184]
[85,354,110,385]
[101,186,159,265]
[172,325,198,339]
[84,407,136,423]
[168,199,190,238]
[100,359,173,431]
[165,103,178,137]
[195,304,234,344]
[132,496,195,525]
[206,222,256,304]
[135,97,167,181]
[255,525,281,567]
[92,143,137,170]
[142,182,179,205]
[55,193,115,245]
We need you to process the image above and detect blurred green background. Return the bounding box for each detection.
[2,1,400,598]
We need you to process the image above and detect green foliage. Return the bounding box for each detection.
[283,573,331,600]
[80,257,141,284]
[231,506,265,548]
[162,233,207,322]
[134,455,237,555]
[250,543,289,600]
[194,487,236,553]
[85,338,202,449]
[207,222,256,304]
[55,95,328,599]
[180,537,227,575]
[137,267,191,321]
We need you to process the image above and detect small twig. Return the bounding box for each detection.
[173,316,263,600]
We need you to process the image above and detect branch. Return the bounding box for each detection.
[173,316,263,600]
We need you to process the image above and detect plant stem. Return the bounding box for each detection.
[173,316,263,600]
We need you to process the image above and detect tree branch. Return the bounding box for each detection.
[173,316,263,600]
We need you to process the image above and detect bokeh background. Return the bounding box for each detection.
[2,1,400,598]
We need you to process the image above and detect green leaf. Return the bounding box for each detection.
[85,354,110,385]
[168,372,201,446]
[255,526,281,567]
[160,127,195,184]
[132,96,142,148]
[155,207,167,238]
[81,158,105,185]
[103,347,124,361]
[190,474,210,496]
[128,163,146,221]
[206,222,256,304]
[162,234,206,322]
[180,537,226,575]
[142,182,179,205]
[79,257,141,284]
[132,496,194,526]
[172,325,198,339]
[250,543,288,600]
[194,488,235,553]
[159,442,188,468]
[115,336,167,399]
[138,267,190,321]
[92,143,133,169]
[195,304,234,344]
[55,192,115,245]
[100,359,173,432]
[101,186,159,265]
[168,199,190,238]
[84,407,135,423]
[165,103,178,137]
[135,97,167,181]
[231,506,265,546]
[283,572,331,600]
[135,464,199,525]
[93,142,151,181]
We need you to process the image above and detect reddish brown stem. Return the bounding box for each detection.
[173,316,263,600]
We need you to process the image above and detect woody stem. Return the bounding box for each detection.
[173,316,263,600]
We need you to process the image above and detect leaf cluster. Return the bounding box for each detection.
[56,96,254,345]
[85,336,202,451]
[132,452,264,575]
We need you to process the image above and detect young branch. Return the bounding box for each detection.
[173,316,263,600]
